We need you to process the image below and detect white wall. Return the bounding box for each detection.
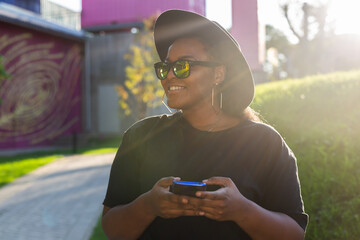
[98,84,121,133]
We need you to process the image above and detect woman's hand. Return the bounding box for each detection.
[145,177,198,219]
[188,176,251,222]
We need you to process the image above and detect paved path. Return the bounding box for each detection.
[0,153,115,240]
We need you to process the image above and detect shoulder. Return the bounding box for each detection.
[115,113,182,155]
[235,120,292,161]
[124,112,182,140]
[237,121,298,175]
[248,121,297,164]
[238,120,283,143]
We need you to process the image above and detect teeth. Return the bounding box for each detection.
[169,86,185,91]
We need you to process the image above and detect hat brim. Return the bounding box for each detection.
[154,10,254,113]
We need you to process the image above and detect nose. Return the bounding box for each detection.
[166,67,176,80]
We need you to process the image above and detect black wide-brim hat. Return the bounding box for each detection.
[154,10,255,114]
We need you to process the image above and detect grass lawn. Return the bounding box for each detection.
[89,216,107,240]
[0,154,62,188]
[0,136,121,188]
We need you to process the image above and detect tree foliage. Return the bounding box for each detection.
[265,25,292,80]
[279,0,335,77]
[116,15,163,120]
[280,0,333,43]
[268,0,360,79]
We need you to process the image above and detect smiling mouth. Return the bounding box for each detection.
[168,86,185,91]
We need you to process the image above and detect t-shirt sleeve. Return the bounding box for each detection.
[103,128,144,208]
[261,131,309,231]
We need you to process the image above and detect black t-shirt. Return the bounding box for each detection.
[103,113,308,239]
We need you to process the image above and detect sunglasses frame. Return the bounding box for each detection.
[154,60,220,80]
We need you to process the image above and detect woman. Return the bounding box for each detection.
[102,10,308,240]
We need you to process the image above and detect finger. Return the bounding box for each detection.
[179,209,198,216]
[158,176,181,187]
[162,208,198,218]
[195,198,225,209]
[164,200,196,211]
[186,196,225,210]
[157,197,196,216]
[195,190,226,200]
[203,176,232,187]
[198,205,225,216]
[184,196,206,208]
[167,192,190,205]
[198,210,224,221]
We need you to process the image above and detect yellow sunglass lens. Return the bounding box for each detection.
[174,61,190,78]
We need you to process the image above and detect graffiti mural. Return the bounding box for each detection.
[0,23,82,149]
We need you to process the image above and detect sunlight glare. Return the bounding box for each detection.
[206,0,232,30]
[328,0,360,35]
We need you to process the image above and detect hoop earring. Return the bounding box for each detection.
[211,87,215,107]
[162,93,173,114]
[219,92,223,109]
[212,84,223,110]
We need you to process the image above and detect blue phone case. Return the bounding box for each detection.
[171,180,207,197]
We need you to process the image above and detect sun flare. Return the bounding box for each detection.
[328,0,360,35]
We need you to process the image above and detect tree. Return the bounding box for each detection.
[279,0,335,77]
[265,25,292,80]
[267,1,359,78]
[116,15,163,120]
[280,0,333,43]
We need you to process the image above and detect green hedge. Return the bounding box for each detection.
[251,70,360,239]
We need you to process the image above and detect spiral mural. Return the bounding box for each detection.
[0,23,82,149]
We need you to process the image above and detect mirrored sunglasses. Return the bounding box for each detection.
[154,60,220,80]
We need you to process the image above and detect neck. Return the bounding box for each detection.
[181,98,238,132]
[183,106,220,131]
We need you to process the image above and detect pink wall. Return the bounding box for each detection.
[81,0,263,71]
[81,0,206,28]
[0,22,82,149]
[231,0,262,70]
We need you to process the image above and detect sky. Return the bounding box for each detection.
[49,0,360,39]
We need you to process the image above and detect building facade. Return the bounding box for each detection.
[0,0,40,13]
[0,3,87,150]
[82,0,205,30]
[40,0,81,30]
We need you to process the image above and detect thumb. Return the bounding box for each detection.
[203,176,232,187]
[158,176,181,187]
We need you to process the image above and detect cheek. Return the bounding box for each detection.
[192,71,215,94]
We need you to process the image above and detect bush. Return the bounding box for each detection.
[251,70,360,239]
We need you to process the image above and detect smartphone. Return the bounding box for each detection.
[170,180,207,197]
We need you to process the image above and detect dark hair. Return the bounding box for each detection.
[242,107,261,122]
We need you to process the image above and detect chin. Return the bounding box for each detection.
[166,99,181,109]
[167,102,181,110]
